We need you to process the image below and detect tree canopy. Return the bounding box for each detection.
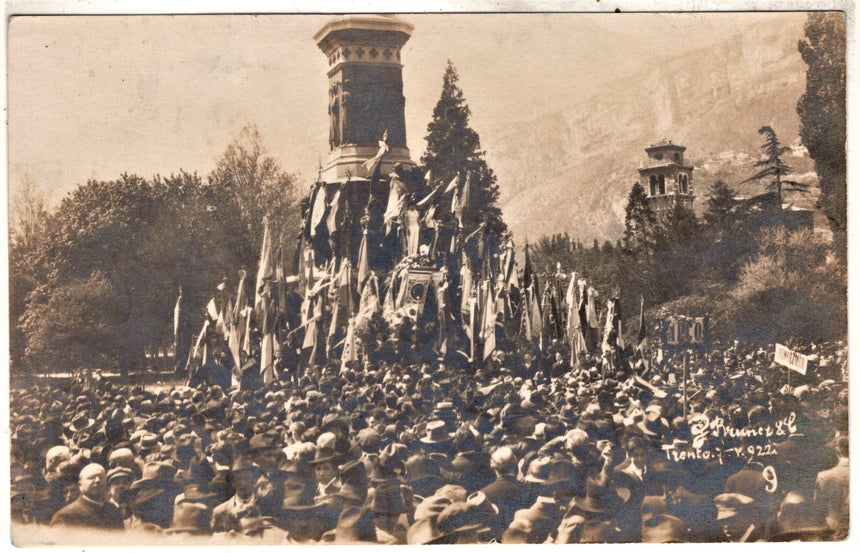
[421,61,507,240]
[797,12,847,263]
[12,127,301,375]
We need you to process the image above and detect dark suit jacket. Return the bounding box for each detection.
[50,495,125,530]
[480,474,533,537]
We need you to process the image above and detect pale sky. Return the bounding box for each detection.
[8,11,808,208]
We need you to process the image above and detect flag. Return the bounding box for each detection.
[382,278,396,322]
[416,170,445,209]
[436,277,450,357]
[357,229,369,292]
[459,251,473,320]
[325,187,342,236]
[275,246,287,316]
[259,278,279,385]
[255,216,274,312]
[452,171,471,228]
[523,282,542,343]
[586,286,600,329]
[467,293,477,361]
[329,260,354,334]
[565,272,578,339]
[173,286,182,347]
[523,242,535,295]
[637,294,647,346]
[443,173,459,195]
[602,298,621,352]
[341,317,358,371]
[309,184,328,237]
[636,295,650,372]
[383,175,407,229]
[356,274,380,330]
[540,290,551,351]
[227,269,248,372]
[185,320,210,384]
[482,280,497,360]
[362,135,389,173]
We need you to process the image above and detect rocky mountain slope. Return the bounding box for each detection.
[483,16,821,243]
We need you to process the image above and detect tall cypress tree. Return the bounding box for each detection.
[421,61,507,240]
[622,181,658,256]
[797,12,846,263]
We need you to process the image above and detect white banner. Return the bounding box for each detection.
[774,343,809,375]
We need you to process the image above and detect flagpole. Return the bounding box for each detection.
[683,348,689,421]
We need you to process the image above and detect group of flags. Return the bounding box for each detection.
[177,141,655,385]
[455,237,632,368]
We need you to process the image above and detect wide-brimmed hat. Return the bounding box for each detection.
[164,502,213,534]
[523,456,554,484]
[573,474,631,513]
[65,412,96,434]
[248,433,278,452]
[370,482,407,514]
[123,461,182,504]
[420,420,453,446]
[231,456,263,476]
[714,492,755,520]
[430,492,499,543]
[309,446,339,466]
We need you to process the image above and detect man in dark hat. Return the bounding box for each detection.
[369,480,410,544]
[125,461,183,531]
[164,502,215,537]
[310,444,341,501]
[50,463,124,530]
[429,491,498,544]
[106,466,134,522]
[511,456,568,543]
[211,456,263,533]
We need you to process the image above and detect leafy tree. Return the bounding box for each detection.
[421,61,507,240]
[622,182,658,255]
[9,177,51,372]
[22,272,128,372]
[208,125,302,266]
[798,12,847,263]
[742,126,807,207]
[730,227,845,342]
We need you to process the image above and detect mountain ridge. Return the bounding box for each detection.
[482,16,818,243]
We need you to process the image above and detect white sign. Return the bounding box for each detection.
[774,343,809,375]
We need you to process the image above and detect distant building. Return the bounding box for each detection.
[638,139,694,214]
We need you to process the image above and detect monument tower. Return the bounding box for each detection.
[315,15,416,181]
[637,139,694,214]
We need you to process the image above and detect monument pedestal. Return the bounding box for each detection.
[321,144,414,182]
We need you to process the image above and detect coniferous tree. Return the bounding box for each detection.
[798,12,847,263]
[742,126,807,207]
[421,61,507,240]
[703,180,737,230]
[623,182,658,256]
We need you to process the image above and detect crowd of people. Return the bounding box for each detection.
[9,338,849,544]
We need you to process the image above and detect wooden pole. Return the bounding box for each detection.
[683,348,689,421]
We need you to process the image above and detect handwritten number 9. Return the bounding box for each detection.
[763,466,778,493]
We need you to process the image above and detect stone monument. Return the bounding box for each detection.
[315,15,416,181]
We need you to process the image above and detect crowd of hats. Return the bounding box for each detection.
[9,338,848,543]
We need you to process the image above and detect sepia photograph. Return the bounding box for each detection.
[5,2,852,547]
